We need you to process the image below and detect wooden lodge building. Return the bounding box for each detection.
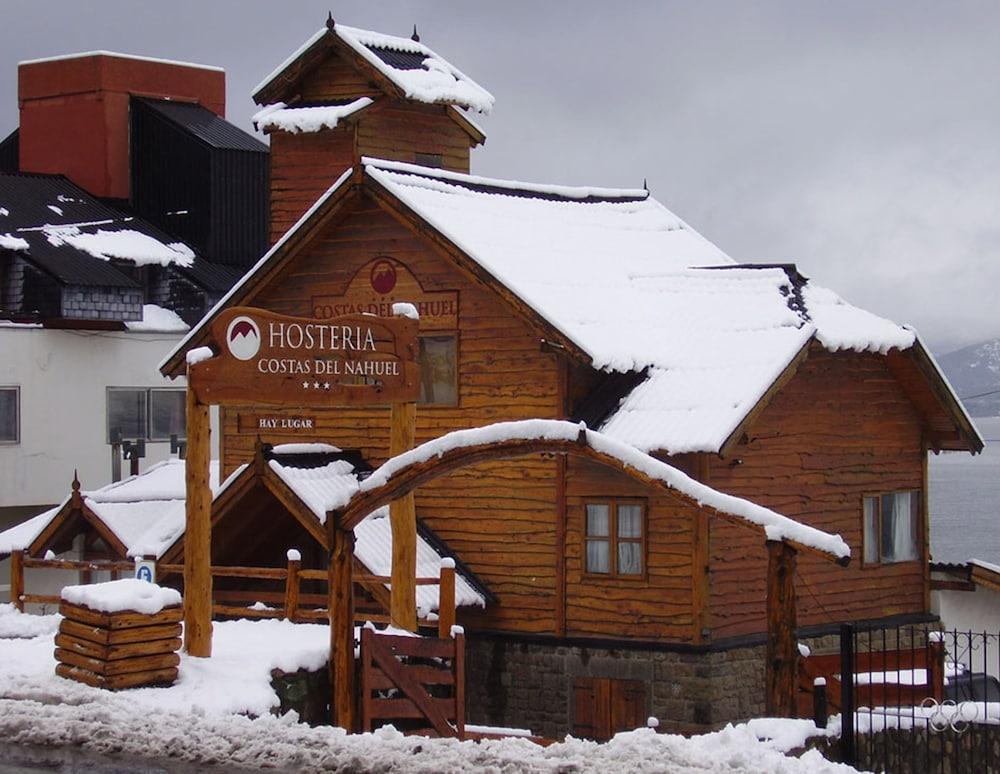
[5,19,983,738]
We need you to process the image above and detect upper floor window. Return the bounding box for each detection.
[0,386,19,444]
[414,152,444,169]
[585,501,645,577]
[107,387,185,442]
[863,490,920,565]
[418,335,457,406]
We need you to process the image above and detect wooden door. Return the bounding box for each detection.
[573,677,647,740]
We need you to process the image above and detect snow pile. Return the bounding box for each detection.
[0,608,852,771]
[253,98,373,133]
[0,233,29,251]
[0,603,60,639]
[272,442,342,454]
[44,225,195,268]
[186,345,213,365]
[61,579,181,615]
[125,304,189,333]
[354,419,849,560]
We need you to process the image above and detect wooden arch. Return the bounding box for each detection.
[325,423,849,728]
[335,429,847,565]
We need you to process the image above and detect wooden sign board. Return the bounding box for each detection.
[189,307,419,407]
[311,257,458,331]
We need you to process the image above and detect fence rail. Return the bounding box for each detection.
[799,621,1000,773]
[9,549,458,637]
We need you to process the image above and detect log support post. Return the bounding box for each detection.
[10,549,24,612]
[284,550,301,621]
[183,375,213,657]
[438,558,456,639]
[765,539,798,717]
[389,401,417,632]
[329,514,356,731]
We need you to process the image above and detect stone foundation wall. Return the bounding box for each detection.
[465,631,852,740]
[465,636,773,739]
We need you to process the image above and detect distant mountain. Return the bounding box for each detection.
[936,338,1000,417]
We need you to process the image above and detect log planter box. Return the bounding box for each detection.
[54,579,182,690]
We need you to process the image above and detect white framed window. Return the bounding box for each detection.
[107,387,185,442]
[0,386,19,444]
[863,490,920,565]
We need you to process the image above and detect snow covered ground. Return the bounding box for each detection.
[0,605,856,772]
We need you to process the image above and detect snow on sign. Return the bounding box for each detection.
[188,306,420,406]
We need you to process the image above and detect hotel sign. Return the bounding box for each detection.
[311,257,458,330]
[189,306,419,406]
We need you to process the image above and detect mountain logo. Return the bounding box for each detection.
[370,259,397,294]
[226,316,261,361]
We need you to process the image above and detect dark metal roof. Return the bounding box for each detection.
[136,98,268,153]
[19,234,139,287]
[175,256,243,293]
[368,46,426,71]
[0,172,193,288]
[379,165,651,204]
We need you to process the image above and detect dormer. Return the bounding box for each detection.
[252,17,492,242]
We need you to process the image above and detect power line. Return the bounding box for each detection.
[959,387,1000,401]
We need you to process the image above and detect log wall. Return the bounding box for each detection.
[706,346,927,640]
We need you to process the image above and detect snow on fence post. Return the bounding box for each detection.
[284,548,301,621]
[10,548,25,612]
[438,558,456,639]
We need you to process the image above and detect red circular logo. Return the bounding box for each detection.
[370,259,397,294]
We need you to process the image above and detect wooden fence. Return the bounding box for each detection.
[8,549,457,637]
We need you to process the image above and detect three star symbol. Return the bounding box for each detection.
[301,381,332,390]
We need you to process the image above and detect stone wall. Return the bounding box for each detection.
[465,635,772,739]
[61,285,143,321]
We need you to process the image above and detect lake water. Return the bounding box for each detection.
[930,416,1000,565]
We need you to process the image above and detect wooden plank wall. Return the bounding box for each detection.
[564,458,695,642]
[269,131,354,244]
[297,55,378,102]
[225,196,564,633]
[706,346,926,640]
[356,103,471,174]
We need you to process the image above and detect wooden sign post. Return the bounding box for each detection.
[389,401,417,631]
[183,306,420,696]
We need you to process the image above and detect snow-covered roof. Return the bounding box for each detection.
[161,157,972,454]
[365,159,919,453]
[0,460,221,560]
[267,457,485,611]
[253,24,494,114]
[252,98,373,134]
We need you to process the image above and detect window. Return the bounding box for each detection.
[107,388,185,442]
[414,152,443,169]
[418,335,458,406]
[585,501,645,576]
[863,490,920,564]
[0,386,18,444]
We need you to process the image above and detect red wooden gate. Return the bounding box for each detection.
[359,627,465,738]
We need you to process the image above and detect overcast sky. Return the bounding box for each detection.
[2,1,998,354]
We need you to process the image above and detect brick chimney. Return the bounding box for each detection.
[18,52,226,201]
